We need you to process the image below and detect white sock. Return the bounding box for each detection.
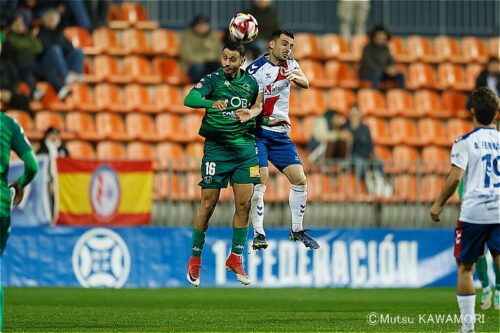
[290,184,307,232]
[457,294,476,333]
[250,184,266,237]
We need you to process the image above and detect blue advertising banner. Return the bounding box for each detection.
[1,227,470,288]
[7,156,51,226]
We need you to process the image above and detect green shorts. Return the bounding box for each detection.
[0,217,11,256]
[199,140,261,189]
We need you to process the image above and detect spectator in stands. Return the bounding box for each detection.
[307,109,350,163]
[38,10,84,85]
[359,24,405,90]
[0,31,32,114]
[180,15,222,83]
[85,0,109,30]
[247,0,280,58]
[20,0,92,31]
[337,0,370,41]
[471,57,500,98]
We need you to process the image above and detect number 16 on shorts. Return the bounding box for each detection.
[202,161,216,185]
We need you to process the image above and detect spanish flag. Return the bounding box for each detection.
[56,158,152,226]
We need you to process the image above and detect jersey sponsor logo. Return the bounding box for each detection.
[224,96,249,108]
[72,228,131,288]
[264,80,290,95]
[90,165,120,221]
[250,165,260,177]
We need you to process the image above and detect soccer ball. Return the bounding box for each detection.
[229,13,259,43]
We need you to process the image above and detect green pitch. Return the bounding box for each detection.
[4,287,500,332]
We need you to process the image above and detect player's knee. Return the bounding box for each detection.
[235,198,251,215]
[199,199,217,215]
[458,262,474,273]
[290,175,307,186]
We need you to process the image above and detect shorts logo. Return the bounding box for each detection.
[204,176,213,183]
[250,165,260,177]
[72,228,131,288]
[90,166,120,222]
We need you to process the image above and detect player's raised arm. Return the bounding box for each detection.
[285,68,309,89]
[429,166,464,222]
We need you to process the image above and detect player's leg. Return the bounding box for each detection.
[0,216,11,332]
[456,262,476,333]
[486,224,500,310]
[250,139,269,249]
[476,252,492,309]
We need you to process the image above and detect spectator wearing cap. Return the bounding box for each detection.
[180,14,222,83]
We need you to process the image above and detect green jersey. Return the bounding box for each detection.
[193,68,259,145]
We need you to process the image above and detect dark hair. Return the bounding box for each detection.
[471,86,499,125]
[368,24,391,42]
[269,29,294,41]
[223,42,245,57]
[487,57,499,65]
[44,126,60,137]
[190,14,209,28]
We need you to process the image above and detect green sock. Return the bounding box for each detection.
[191,229,205,258]
[494,262,500,292]
[231,227,249,255]
[476,256,490,288]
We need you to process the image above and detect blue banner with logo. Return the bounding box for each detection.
[2,227,480,288]
[7,156,52,226]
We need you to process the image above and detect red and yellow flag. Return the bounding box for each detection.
[56,158,152,226]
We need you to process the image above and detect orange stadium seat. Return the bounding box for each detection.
[300,60,333,88]
[96,113,130,141]
[414,90,453,118]
[389,36,413,62]
[391,145,420,173]
[407,63,438,89]
[293,33,324,60]
[66,140,96,159]
[152,57,190,85]
[122,29,151,54]
[64,27,100,55]
[420,175,445,203]
[288,116,306,145]
[4,110,40,140]
[185,172,202,201]
[465,63,483,91]
[152,29,180,57]
[125,113,159,142]
[347,35,368,62]
[96,141,126,160]
[94,83,132,113]
[185,142,204,160]
[36,84,72,112]
[338,62,360,89]
[109,2,158,29]
[299,88,328,116]
[447,118,473,143]
[35,111,73,140]
[433,36,466,63]
[357,89,390,117]
[123,55,162,84]
[461,37,488,64]
[488,37,499,57]
[393,175,417,203]
[407,36,439,63]
[155,142,185,170]
[301,116,316,143]
[421,146,450,174]
[417,118,450,147]
[85,55,131,84]
[321,34,349,60]
[389,117,421,146]
[437,63,469,91]
[327,88,356,114]
[288,89,301,115]
[441,91,470,119]
[155,85,190,113]
[69,83,100,112]
[183,113,204,143]
[126,142,155,160]
[65,111,102,141]
[155,113,175,141]
[124,84,161,113]
[92,28,127,56]
[386,89,416,117]
[363,116,393,146]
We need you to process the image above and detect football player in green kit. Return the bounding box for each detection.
[0,112,39,331]
[184,42,287,287]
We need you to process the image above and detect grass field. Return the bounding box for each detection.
[4,287,499,332]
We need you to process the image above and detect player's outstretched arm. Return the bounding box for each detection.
[286,69,309,89]
[184,90,216,109]
[9,151,38,206]
[236,92,263,122]
[429,166,464,222]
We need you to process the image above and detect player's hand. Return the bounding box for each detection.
[212,100,227,111]
[235,109,255,122]
[268,117,290,128]
[283,69,298,82]
[429,202,442,223]
[9,181,25,207]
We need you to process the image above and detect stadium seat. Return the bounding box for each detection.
[386,89,416,117]
[33,83,71,112]
[35,111,73,140]
[125,113,159,142]
[65,140,96,159]
[124,84,161,113]
[85,55,131,84]
[155,142,185,170]
[156,113,202,143]
[327,88,356,114]
[126,142,155,160]
[183,114,204,143]
[407,36,439,63]
[363,116,393,146]
[288,89,301,116]
[4,110,40,140]
[446,118,473,142]
[299,60,333,88]
[152,57,190,85]
[122,29,152,54]
[151,29,180,57]
[393,175,417,203]
[374,146,394,174]
[155,113,175,141]
[94,83,132,113]
[461,37,488,64]
[63,27,100,55]
[391,145,420,174]
[96,141,126,160]
[288,116,306,145]
[433,36,466,63]
[96,113,130,141]
[155,85,190,113]
[436,63,469,91]
[441,91,470,119]
[421,146,450,174]
[321,34,349,60]
[414,90,453,118]
[109,2,158,29]
[465,63,483,91]
[488,37,499,57]
[389,117,421,146]
[407,63,438,89]
[293,33,324,60]
[417,118,450,147]
[388,36,413,62]
[92,28,128,56]
[299,88,328,115]
[330,172,366,202]
[65,111,102,141]
[186,142,204,159]
[185,172,202,201]
[420,175,445,203]
[301,116,316,143]
[357,89,390,117]
[123,55,162,84]
[69,83,100,112]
